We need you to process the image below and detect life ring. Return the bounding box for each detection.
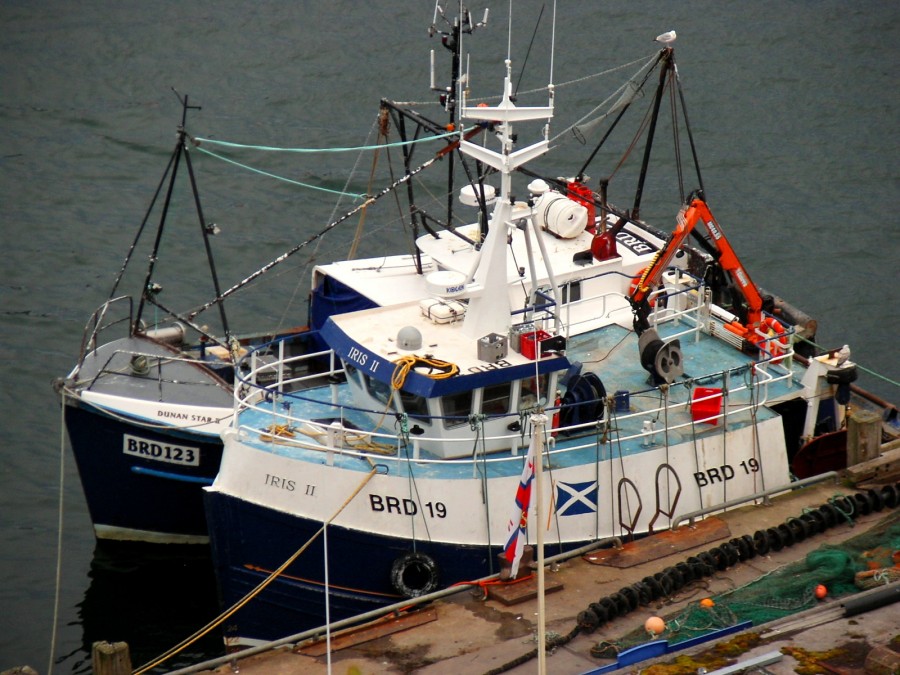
[390,552,440,598]
[761,317,789,361]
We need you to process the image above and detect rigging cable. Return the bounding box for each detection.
[133,464,379,674]
[47,391,67,675]
[186,151,448,321]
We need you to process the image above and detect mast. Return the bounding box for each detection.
[457,58,553,339]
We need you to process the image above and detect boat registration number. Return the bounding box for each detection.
[123,434,200,466]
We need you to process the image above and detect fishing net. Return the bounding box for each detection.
[614,507,900,651]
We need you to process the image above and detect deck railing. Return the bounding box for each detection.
[232,306,796,468]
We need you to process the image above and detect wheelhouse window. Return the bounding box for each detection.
[441,390,473,428]
[481,382,511,415]
[519,374,549,410]
[363,373,393,408]
[561,279,582,304]
[399,390,429,419]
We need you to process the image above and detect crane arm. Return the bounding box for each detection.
[630,198,765,337]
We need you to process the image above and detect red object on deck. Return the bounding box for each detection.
[521,330,551,360]
[691,387,723,425]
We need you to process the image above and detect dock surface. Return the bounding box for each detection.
[192,479,900,674]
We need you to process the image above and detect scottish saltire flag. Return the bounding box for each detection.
[504,435,537,577]
[555,480,598,516]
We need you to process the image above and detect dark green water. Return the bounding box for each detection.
[1,1,897,672]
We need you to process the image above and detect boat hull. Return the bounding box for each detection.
[204,411,790,645]
[65,401,221,544]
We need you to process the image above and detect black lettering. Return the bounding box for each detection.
[694,471,708,488]
[721,464,735,480]
[386,496,401,514]
[707,467,722,484]
[402,498,418,516]
[370,494,385,512]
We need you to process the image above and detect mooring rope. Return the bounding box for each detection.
[133,464,379,674]
[48,390,67,675]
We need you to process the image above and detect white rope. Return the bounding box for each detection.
[48,390,67,675]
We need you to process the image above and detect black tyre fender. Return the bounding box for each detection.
[390,552,440,598]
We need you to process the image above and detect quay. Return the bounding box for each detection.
[180,448,900,675]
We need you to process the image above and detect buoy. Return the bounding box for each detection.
[700,598,715,608]
[815,584,827,599]
[644,616,666,635]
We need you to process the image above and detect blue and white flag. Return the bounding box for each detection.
[555,480,598,516]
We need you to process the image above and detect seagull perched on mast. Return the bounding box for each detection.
[655,30,677,47]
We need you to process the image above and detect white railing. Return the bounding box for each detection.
[233,343,784,469]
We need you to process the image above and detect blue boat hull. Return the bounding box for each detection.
[65,402,220,543]
[204,489,506,644]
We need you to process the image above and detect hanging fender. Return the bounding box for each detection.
[390,552,440,598]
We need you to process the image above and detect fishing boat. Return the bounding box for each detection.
[56,2,539,546]
[55,80,467,544]
[202,9,898,647]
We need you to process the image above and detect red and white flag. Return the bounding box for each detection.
[503,435,537,577]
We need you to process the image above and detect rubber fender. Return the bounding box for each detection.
[696,551,717,573]
[753,530,770,556]
[879,484,898,509]
[819,502,839,528]
[730,535,754,561]
[687,559,712,579]
[719,542,739,567]
[675,561,695,583]
[853,492,872,516]
[577,608,600,633]
[866,488,884,512]
[831,495,856,518]
[662,565,685,588]
[634,581,654,606]
[587,601,608,623]
[609,591,630,617]
[766,527,785,552]
[598,596,618,620]
[776,523,795,547]
[800,511,824,536]
[653,571,675,596]
[712,545,731,570]
[390,552,440,598]
[618,585,639,611]
[786,518,806,544]
[642,575,664,601]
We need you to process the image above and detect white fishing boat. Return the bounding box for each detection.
[202,6,898,647]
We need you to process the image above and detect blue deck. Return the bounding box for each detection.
[233,315,801,481]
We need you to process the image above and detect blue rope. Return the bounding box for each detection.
[194,145,366,198]
[194,130,459,153]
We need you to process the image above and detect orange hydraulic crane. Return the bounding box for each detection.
[631,197,775,352]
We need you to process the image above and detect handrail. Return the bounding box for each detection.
[671,471,839,529]
[72,295,134,379]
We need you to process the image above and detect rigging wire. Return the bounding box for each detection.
[48,392,67,675]
[132,465,379,674]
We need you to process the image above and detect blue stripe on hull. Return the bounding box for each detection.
[204,489,518,643]
[65,403,221,540]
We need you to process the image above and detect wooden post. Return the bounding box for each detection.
[92,641,132,675]
[846,409,882,466]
